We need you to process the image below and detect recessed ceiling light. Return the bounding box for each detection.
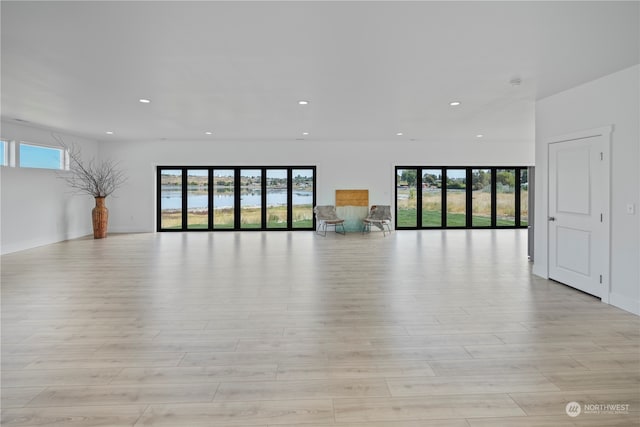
[476,134,484,138]
[105,131,114,135]
[449,101,461,106]
[302,132,309,136]
[298,100,309,105]
[139,98,151,104]
[205,131,213,135]
[396,132,404,136]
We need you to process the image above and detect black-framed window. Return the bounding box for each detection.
[396,166,529,229]
[157,166,316,231]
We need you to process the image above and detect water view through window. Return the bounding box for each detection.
[214,170,235,229]
[160,169,182,229]
[158,166,315,231]
[187,169,208,229]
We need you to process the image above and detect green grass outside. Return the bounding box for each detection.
[399,209,520,227]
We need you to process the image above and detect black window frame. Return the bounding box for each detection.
[395,166,529,230]
[157,166,316,232]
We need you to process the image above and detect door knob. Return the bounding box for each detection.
[548,216,556,221]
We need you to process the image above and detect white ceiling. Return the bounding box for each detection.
[1,1,638,143]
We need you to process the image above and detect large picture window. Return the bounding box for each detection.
[158,166,315,231]
[395,166,529,229]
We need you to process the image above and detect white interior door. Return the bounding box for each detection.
[548,134,608,298]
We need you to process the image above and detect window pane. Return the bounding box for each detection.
[292,169,314,228]
[421,169,442,227]
[187,169,208,229]
[496,169,516,226]
[240,169,262,229]
[520,169,529,226]
[397,169,417,227]
[446,169,466,226]
[0,140,6,166]
[213,170,235,229]
[20,143,63,169]
[267,169,288,229]
[471,169,492,226]
[160,169,182,229]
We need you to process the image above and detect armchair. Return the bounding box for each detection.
[362,205,392,236]
[313,205,346,236]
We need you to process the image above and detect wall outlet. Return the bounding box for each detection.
[627,204,636,214]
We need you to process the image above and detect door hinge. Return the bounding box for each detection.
[599,275,603,284]
[600,213,603,222]
[600,152,603,161]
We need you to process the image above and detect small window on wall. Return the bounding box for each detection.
[19,142,66,170]
[0,140,8,166]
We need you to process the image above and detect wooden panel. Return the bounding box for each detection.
[336,189,368,207]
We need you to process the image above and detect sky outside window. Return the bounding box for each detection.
[0,141,6,166]
[19,143,63,169]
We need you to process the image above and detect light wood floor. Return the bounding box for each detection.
[1,230,639,426]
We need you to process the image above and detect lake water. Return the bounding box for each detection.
[161,189,312,209]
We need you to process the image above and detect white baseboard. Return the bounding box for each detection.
[1,231,92,255]
[532,263,548,279]
[609,292,640,316]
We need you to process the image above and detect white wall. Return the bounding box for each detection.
[99,138,533,233]
[0,122,99,254]
[1,121,534,253]
[534,65,640,315]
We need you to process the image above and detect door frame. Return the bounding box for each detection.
[546,126,611,303]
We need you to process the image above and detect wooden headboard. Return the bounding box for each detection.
[335,189,369,207]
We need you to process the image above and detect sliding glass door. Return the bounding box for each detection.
[160,169,182,229]
[445,169,466,227]
[422,169,442,227]
[395,166,528,229]
[158,166,315,231]
[292,169,314,228]
[213,170,235,229]
[496,169,516,226]
[240,169,262,229]
[187,169,209,229]
[471,169,491,227]
[396,168,417,227]
[267,169,288,229]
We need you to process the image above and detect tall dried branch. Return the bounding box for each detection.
[54,135,126,198]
